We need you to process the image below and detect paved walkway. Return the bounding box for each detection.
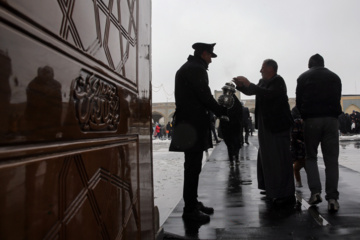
[161,135,360,239]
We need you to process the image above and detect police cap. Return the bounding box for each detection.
[192,42,217,58]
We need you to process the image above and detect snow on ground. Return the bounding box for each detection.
[338,140,360,172]
[340,134,360,141]
[318,135,360,172]
[152,139,183,226]
[152,138,214,225]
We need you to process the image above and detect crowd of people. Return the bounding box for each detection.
[158,42,346,224]
[339,110,360,134]
[152,121,173,140]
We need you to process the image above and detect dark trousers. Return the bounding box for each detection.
[183,151,203,212]
[242,123,249,143]
[211,126,219,142]
[294,158,305,182]
[257,150,265,190]
[223,133,241,161]
[304,117,339,200]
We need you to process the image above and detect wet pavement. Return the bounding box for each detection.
[160,136,360,239]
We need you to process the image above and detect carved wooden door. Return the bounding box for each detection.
[0,1,153,239]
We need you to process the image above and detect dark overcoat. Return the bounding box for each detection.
[296,67,342,120]
[220,94,243,139]
[237,75,293,133]
[219,94,243,158]
[169,55,225,152]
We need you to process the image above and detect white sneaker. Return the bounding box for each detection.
[328,199,339,212]
[295,181,303,188]
[308,193,322,205]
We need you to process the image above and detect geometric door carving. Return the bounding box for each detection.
[42,144,139,240]
[0,0,150,239]
[58,0,137,82]
[0,141,140,240]
[0,141,142,240]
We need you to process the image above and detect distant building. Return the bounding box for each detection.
[341,95,360,114]
[152,102,175,125]
[152,92,360,125]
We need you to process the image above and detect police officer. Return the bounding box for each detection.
[169,42,227,223]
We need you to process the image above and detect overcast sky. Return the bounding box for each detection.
[151,0,360,102]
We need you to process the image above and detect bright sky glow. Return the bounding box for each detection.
[152,0,360,102]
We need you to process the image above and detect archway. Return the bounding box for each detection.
[344,104,360,114]
[152,111,164,125]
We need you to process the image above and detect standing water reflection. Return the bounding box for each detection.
[338,140,360,172]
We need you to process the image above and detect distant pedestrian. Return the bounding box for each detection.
[169,121,173,139]
[351,120,356,133]
[338,112,347,135]
[166,121,172,139]
[290,107,305,188]
[249,116,254,136]
[155,123,161,139]
[345,113,352,133]
[160,124,165,140]
[296,53,342,212]
[218,82,242,167]
[169,42,227,223]
[241,103,250,145]
[351,111,360,133]
[209,111,221,144]
[233,59,295,207]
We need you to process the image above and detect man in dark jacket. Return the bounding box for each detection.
[218,83,243,166]
[209,111,221,144]
[166,121,171,139]
[241,103,250,145]
[169,42,226,223]
[296,54,342,212]
[233,59,295,207]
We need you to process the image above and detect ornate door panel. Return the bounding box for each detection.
[0,0,153,239]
